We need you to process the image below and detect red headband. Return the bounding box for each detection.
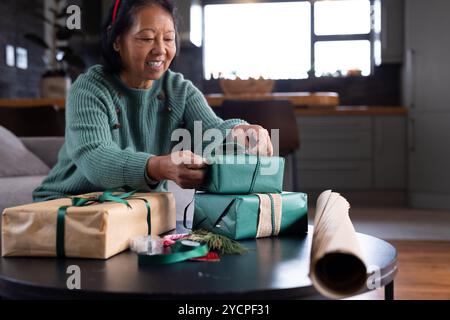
[112,0,121,23]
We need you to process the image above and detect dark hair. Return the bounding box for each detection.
[101,0,179,74]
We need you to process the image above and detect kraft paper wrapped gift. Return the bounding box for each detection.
[202,155,285,194]
[192,192,308,240]
[1,191,176,259]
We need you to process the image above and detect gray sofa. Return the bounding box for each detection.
[0,137,64,212]
[0,136,194,220]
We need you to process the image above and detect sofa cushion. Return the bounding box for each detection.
[0,126,50,177]
[20,137,64,168]
[0,176,47,212]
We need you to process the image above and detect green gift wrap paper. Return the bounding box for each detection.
[202,154,285,194]
[192,192,308,240]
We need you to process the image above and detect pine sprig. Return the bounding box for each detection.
[186,229,248,255]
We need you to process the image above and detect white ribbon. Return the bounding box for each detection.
[255,193,283,238]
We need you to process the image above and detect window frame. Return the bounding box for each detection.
[202,0,375,79]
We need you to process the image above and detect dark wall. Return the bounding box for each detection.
[0,0,46,98]
[171,45,204,89]
[66,0,102,79]
[278,64,402,106]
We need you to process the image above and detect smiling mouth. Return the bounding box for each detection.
[145,61,164,67]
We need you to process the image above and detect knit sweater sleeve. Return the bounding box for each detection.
[65,81,152,190]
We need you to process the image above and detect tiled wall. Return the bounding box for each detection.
[0,0,46,98]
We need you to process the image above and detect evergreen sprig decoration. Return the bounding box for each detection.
[186,229,248,255]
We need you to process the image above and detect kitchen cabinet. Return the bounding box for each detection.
[297,117,372,160]
[408,113,450,193]
[374,116,406,189]
[295,114,406,193]
[403,0,450,209]
[403,0,450,111]
[297,160,372,190]
[374,0,404,65]
[408,112,450,209]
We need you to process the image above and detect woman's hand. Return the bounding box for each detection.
[231,124,274,156]
[146,151,208,189]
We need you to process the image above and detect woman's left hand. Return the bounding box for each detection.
[231,124,274,156]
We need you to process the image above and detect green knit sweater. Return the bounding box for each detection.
[33,65,245,202]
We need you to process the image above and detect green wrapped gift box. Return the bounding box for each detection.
[192,192,308,240]
[202,155,285,194]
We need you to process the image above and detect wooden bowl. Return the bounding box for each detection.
[219,78,275,95]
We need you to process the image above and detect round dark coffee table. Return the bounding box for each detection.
[0,224,397,300]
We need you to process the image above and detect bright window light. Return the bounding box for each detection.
[314,0,371,35]
[315,40,371,76]
[203,2,311,80]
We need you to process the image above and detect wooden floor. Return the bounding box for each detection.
[350,240,450,300]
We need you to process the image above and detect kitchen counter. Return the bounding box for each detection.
[294,106,408,116]
[0,92,339,109]
[204,93,406,116]
[0,98,407,116]
[0,98,65,108]
[204,92,340,107]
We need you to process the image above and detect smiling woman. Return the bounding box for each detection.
[32,0,273,202]
[102,0,179,88]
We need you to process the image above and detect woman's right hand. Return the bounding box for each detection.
[146,151,208,189]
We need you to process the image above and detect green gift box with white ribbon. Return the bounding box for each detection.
[191,192,308,240]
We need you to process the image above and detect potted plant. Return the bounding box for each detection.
[24,0,85,99]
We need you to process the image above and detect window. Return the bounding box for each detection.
[203,2,311,80]
[314,0,371,35]
[203,0,373,79]
[313,0,372,77]
[315,40,371,77]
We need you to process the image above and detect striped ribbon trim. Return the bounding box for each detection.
[255,193,283,238]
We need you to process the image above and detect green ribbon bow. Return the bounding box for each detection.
[71,190,137,208]
[56,189,151,258]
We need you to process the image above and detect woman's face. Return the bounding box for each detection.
[115,4,176,88]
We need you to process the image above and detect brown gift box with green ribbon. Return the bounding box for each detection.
[1,191,176,259]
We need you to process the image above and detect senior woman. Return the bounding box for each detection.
[33,0,273,202]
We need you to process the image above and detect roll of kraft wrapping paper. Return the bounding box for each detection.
[309,190,368,299]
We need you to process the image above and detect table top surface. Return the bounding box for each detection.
[0,224,397,299]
